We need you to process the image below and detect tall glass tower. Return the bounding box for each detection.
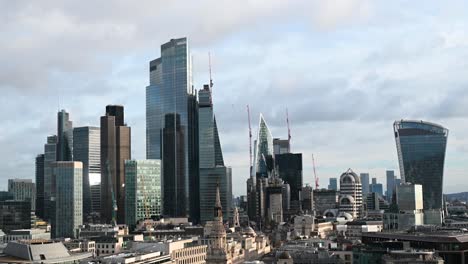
[394,120,448,211]
[73,126,100,222]
[253,114,274,178]
[146,38,199,220]
[57,110,73,161]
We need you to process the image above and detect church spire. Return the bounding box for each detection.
[214,183,223,220]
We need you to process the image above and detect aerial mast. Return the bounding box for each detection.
[312,154,319,190]
[209,52,213,89]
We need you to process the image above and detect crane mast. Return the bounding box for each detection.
[247,105,253,176]
[312,154,319,190]
[286,108,291,152]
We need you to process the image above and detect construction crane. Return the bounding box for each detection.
[286,108,291,152]
[312,154,319,190]
[247,105,253,176]
[209,52,213,89]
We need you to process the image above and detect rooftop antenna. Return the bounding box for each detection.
[247,105,253,176]
[312,154,319,190]
[286,108,291,152]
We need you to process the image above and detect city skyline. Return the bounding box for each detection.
[3,1,468,196]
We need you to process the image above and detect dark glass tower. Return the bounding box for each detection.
[35,154,45,219]
[162,113,186,217]
[101,105,131,224]
[57,110,73,161]
[146,38,199,221]
[394,120,448,211]
[276,153,303,203]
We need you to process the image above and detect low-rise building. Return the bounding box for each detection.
[63,239,96,255]
[84,251,173,264]
[78,224,128,239]
[94,236,124,256]
[3,228,51,242]
[336,221,382,241]
[382,250,444,264]
[0,240,92,263]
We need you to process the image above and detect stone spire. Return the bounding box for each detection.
[214,183,223,220]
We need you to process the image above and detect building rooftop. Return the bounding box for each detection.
[364,231,468,243]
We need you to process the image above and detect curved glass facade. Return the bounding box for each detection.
[253,114,273,177]
[394,120,448,210]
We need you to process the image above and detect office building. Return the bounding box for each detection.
[8,179,35,211]
[276,153,303,206]
[313,189,339,216]
[386,170,396,202]
[125,160,162,228]
[35,154,45,218]
[54,161,83,238]
[273,138,290,155]
[44,135,57,222]
[339,169,363,219]
[370,178,384,197]
[90,183,101,214]
[366,192,389,211]
[384,183,424,230]
[198,84,232,223]
[328,178,338,191]
[253,114,274,178]
[146,38,199,221]
[301,185,314,212]
[394,120,448,222]
[101,105,131,224]
[73,126,100,221]
[57,109,73,161]
[0,200,31,233]
[360,173,370,196]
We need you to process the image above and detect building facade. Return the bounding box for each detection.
[394,120,448,221]
[386,170,396,202]
[125,159,162,228]
[101,105,131,224]
[54,161,83,238]
[0,200,31,233]
[35,154,45,218]
[44,135,57,222]
[360,173,370,196]
[8,179,35,211]
[276,153,303,206]
[57,109,73,161]
[328,178,338,191]
[339,169,363,219]
[146,37,199,221]
[198,84,232,224]
[73,126,100,222]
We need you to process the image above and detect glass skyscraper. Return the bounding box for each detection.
[328,177,338,191]
[146,38,199,220]
[253,114,274,178]
[54,161,83,239]
[125,160,162,228]
[386,170,396,202]
[43,135,57,222]
[73,126,100,222]
[35,154,45,218]
[57,110,73,161]
[360,173,370,196]
[394,120,448,211]
[198,85,232,223]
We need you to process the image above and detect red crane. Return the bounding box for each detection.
[312,154,319,189]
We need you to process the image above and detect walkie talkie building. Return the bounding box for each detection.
[394,120,448,213]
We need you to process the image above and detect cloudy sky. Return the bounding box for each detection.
[1,0,468,195]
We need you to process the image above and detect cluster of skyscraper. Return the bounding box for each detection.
[246,115,303,226]
[322,120,449,225]
[31,37,233,238]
